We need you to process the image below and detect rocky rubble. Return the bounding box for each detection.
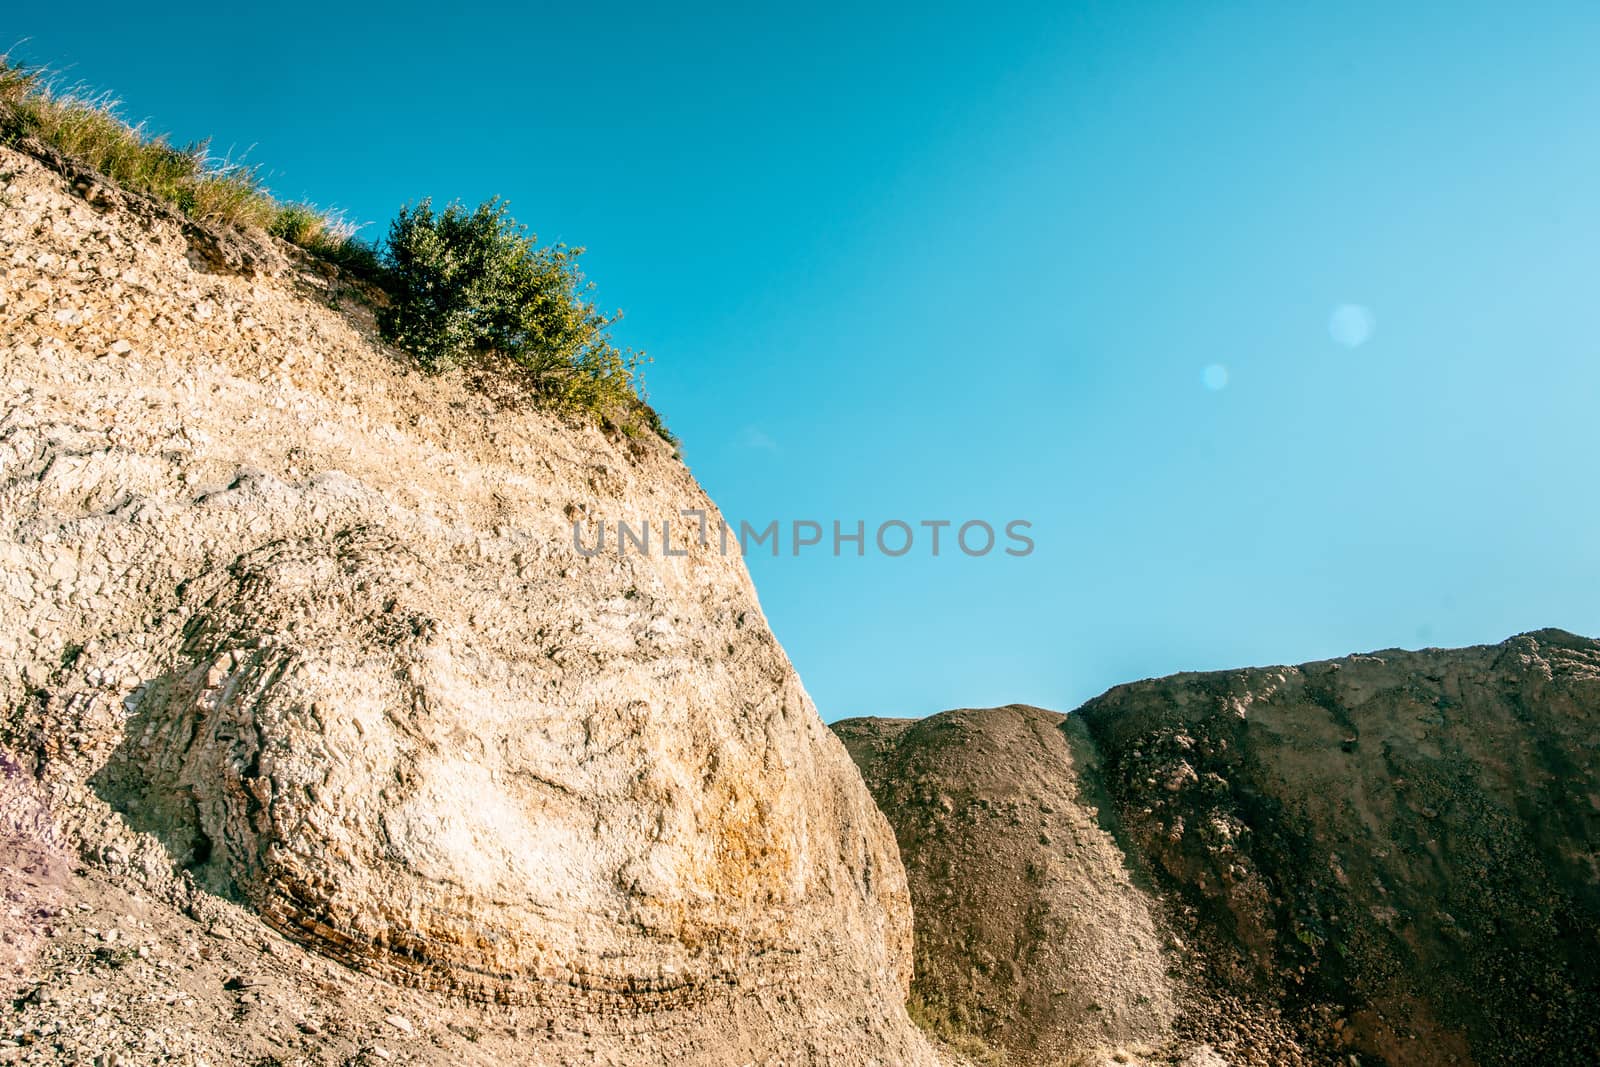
[0,144,938,1065]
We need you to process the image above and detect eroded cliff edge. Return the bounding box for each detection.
[0,145,938,1066]
[836,632,1600,1067]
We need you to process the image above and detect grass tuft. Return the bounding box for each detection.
[0,53,364,260]
[906,992,1008,1066]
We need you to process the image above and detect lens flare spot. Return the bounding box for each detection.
[1202,363,1229,390]
[1329,304,1375,348]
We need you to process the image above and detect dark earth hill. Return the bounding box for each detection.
[835,629,1600,1066]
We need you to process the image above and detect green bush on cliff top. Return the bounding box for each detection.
[0,54,671,445]
[378,198,649,424]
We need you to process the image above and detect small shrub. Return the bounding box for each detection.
[377,198,660,432]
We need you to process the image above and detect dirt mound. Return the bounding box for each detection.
[837,631,1600,1066]
[834,707,1180,1065]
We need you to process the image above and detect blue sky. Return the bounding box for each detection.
[12,3,1600,720]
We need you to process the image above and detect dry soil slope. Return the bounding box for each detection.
[832,706,1183,1066]
[837,631,1600,1067]
[0,143,938,1066]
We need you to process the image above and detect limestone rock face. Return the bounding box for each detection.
[0,145,935,1065]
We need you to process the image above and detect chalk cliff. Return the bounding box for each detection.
[0,143,937,1066]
